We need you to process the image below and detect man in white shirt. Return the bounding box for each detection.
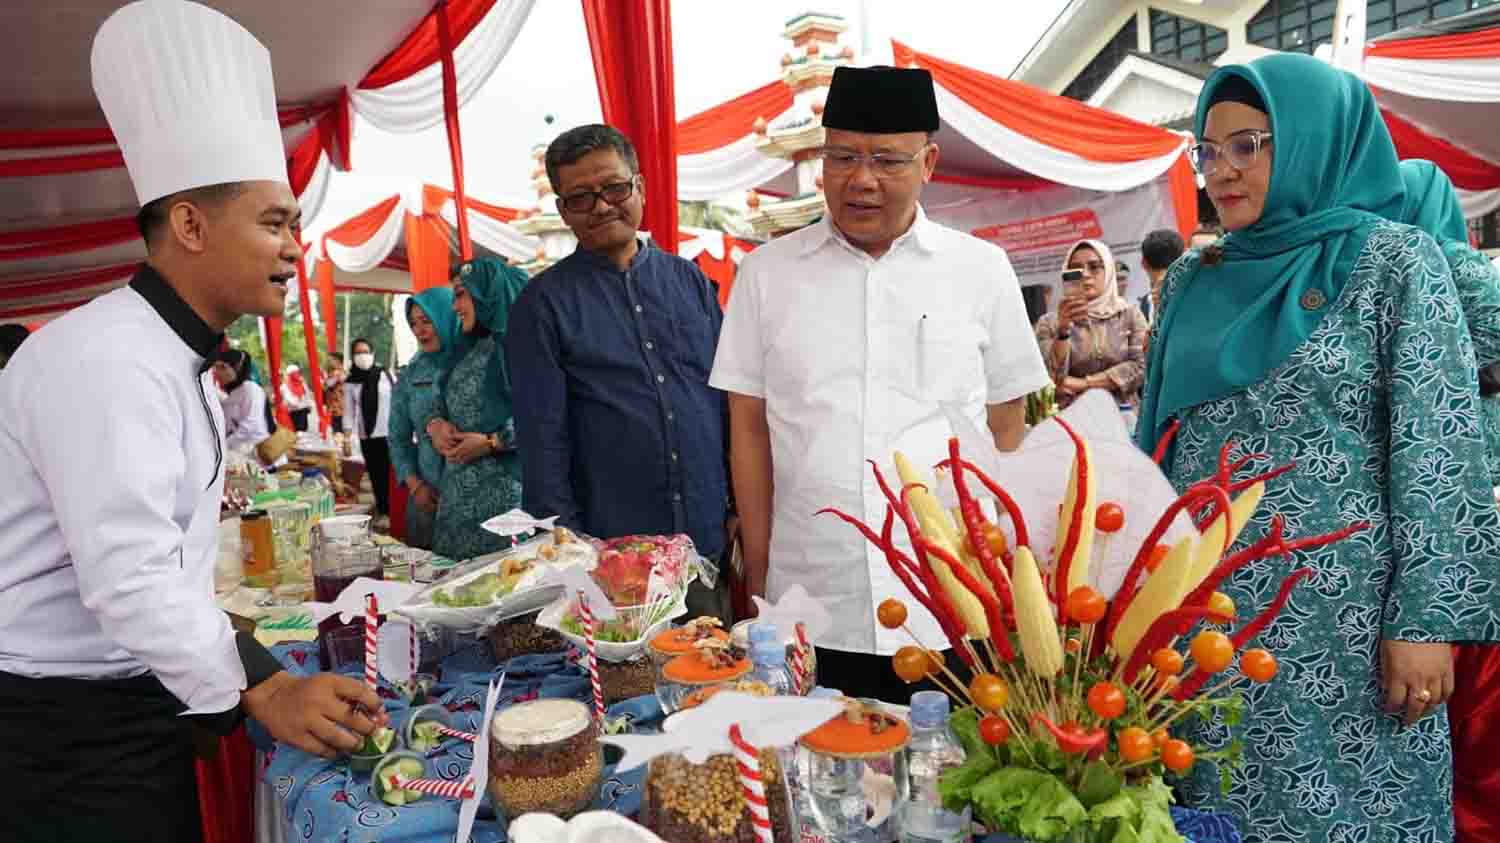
[710,65,1049,703]
[0,4,384,840]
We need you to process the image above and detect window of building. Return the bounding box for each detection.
[1061,16,1138,102]
[1150,10,1229,64]
[1253,0,1500,46]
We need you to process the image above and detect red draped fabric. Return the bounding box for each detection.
[436,0,474,261]
[316,258,339,356]
[404,212,453,292]
[1381,106,1500,191]
[359,0,497,89]
[1167,156,1201,241]
[264,317,288,427]
[193,728,256,843]
[0,217,139,261]
[326,195,403,247]
[295,254,329,434]
[1453,643,1500,842]
[678,80,795,155]
[1365,25,1500,60]
[581,0,680,254]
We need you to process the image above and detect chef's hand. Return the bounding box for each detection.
[444,432,494,465]
[1381,639,1454,726]
[407,477,439,512]
[243,671,387,759]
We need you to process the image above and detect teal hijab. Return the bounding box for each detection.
[455,257,530,433]
[407,286,463,374]
[1397,160,1469,246]
[1136,54,1404,456]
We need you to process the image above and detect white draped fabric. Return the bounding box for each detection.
[678,133,794,201]
[931,85,1185,193]
[1364,56,1500,104]
[323,197,406,273]
[1459,186,1500,220]
[350,0,536,134]
[440,200,540,264]
[296,148,333,231]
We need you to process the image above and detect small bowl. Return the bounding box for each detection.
[348,726,400,773]
[404,704,456,753]
[370,750,431,806]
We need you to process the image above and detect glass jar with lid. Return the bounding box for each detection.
[638,731,795,843]
[797,697,912,843]
[657,637,750,715]
[488,698,603,820]
[648,617,731,713]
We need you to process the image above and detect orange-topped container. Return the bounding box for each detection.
[656,636,750,714]
[649,617,733,713]
[798,698,912,842]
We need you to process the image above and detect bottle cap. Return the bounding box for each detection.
[751,639,786,668]
[909,690,950,728]
[747,622,778,648]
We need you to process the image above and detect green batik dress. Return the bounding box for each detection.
[430,334,523,562]
[1445,243,1500,485]
[1150,222,1500,843]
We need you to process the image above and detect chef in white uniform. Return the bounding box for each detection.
[0,4,384,841]
[711,66,1050,703]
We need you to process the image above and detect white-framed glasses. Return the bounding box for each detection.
[817,146,927,177]
[1189,129,1273,177]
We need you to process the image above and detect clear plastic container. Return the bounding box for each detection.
[404,704,456,753]
[370,750,429,806]
[731,618,816,692]
[648,620,731,713]
[488,699,602,820]
[349,725,399,773]
[639,746,795,843]
[658,645,750,715]
[899,691,971,843]
[798,698,912,843]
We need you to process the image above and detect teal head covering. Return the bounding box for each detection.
[1397,160,1469,245]
[406,286,462,374]
[455,257,530,432]
[1136,53,1404,456]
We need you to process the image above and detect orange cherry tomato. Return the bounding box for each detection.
[970,673,1010,711]
[1155,675,1180,695]
[1065,637,1082,654]
[1240,648,1279,683]
[1086,681,1127,720]
[1145,544,1171,572]
[1116,726,1153,763]
[1066,586,1107,625]
[1151,727,1169,749]
[1095,502,1126,533]
[979,715,1010,745]
[1206,592,1236,623]
[1161,739,1195,773]
[925,649,946,676]
[892,646,928,684]
[877,598,908,630]
[984,524,1008,557]
[1190,630,1235,674]
[1150,648,1185,677]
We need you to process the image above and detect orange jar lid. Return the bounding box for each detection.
[662,653,750,685]
[649,625,729,657]
[800,702,911,759]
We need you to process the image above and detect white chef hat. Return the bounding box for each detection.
[91,0,288,206]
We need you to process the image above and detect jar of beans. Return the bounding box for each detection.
[638,746,795,843]
[488,699,603,820]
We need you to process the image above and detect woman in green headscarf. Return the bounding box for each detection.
[425,258,529,561]
[389,286,463,550]
[1136,54,1500,840]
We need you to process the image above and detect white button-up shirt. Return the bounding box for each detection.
[710,208,1049,654]
[0,276,245,714]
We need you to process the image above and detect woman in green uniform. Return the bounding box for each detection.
[1137,54,1500,842]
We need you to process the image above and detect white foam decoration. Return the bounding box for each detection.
[375,620,417,685]
[509,811,669,843]
[863,766,898,828]
[302,578,424,625]
[533,564,619,621]
[600,692,844,771]
[939,390,1198,599]
[481,508,560,538]
[749,584,833,645]
[455,672,505,843]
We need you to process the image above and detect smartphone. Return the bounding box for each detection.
[1061,268,1084,298]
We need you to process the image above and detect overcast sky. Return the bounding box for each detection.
[305,0,1071,240]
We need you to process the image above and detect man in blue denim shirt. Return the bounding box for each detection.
[505,125,731,617]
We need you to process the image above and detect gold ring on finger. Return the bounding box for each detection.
[1417,688,1433,703]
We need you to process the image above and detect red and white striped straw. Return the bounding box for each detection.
[389,774,475,800]
[787,636,807,695]
[729,723,773,843]
[436,724,476,742]
[408,622,417,682]
[364,593,379,691]
[795,622,812,694]
[579,591,605,721]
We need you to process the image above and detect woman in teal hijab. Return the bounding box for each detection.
[425,257,529,561]
[389,286,462,549]
[1137,54,1500,841]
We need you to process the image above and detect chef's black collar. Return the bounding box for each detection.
[129,263,224,360]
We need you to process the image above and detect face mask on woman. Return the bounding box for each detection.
[353,352,375,371]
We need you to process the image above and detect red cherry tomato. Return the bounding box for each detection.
[1086,681,1126,720]
[1241,648,1279,682]
[1116,726,1153,763]
[1161,739,1195,773]
[1066,586,1107,625]
[1095,502,1126,533]
[979,715,1010,745]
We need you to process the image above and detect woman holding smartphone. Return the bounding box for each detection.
[1033,238,1149,409]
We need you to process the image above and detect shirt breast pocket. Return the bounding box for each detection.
[904,314,985,403]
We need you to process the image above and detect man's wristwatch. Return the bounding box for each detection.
[487,433,501,453]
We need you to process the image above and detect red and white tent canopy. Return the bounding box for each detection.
[1363,7,1500,218]
[0,0,535,323]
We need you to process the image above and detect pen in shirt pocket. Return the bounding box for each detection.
[918,313,928,391]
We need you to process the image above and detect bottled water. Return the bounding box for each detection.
[898,691,970,843]
[749,639,794,696]
[297,469,334,522]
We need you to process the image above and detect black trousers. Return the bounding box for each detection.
[361,436,391,515]
[0,670,202,843]
[813,646,973,707]
[290,407,311,432]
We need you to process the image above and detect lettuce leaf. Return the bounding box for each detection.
[949,707,986,757]
[939,749,997,812]
[968,767,1087,841]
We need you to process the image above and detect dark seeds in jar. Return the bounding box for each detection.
[597,656,655,705]
[639,750,792,843]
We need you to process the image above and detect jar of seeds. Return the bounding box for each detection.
[638,745,795,843]
[488,699,603,820]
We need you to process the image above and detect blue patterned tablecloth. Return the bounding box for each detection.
[249,642,659,843]
[250,642,1240,843]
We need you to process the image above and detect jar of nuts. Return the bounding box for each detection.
[638,745,795,843]
[648,617,731,713]
[488,699,603,820]
[658,637,751,715]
